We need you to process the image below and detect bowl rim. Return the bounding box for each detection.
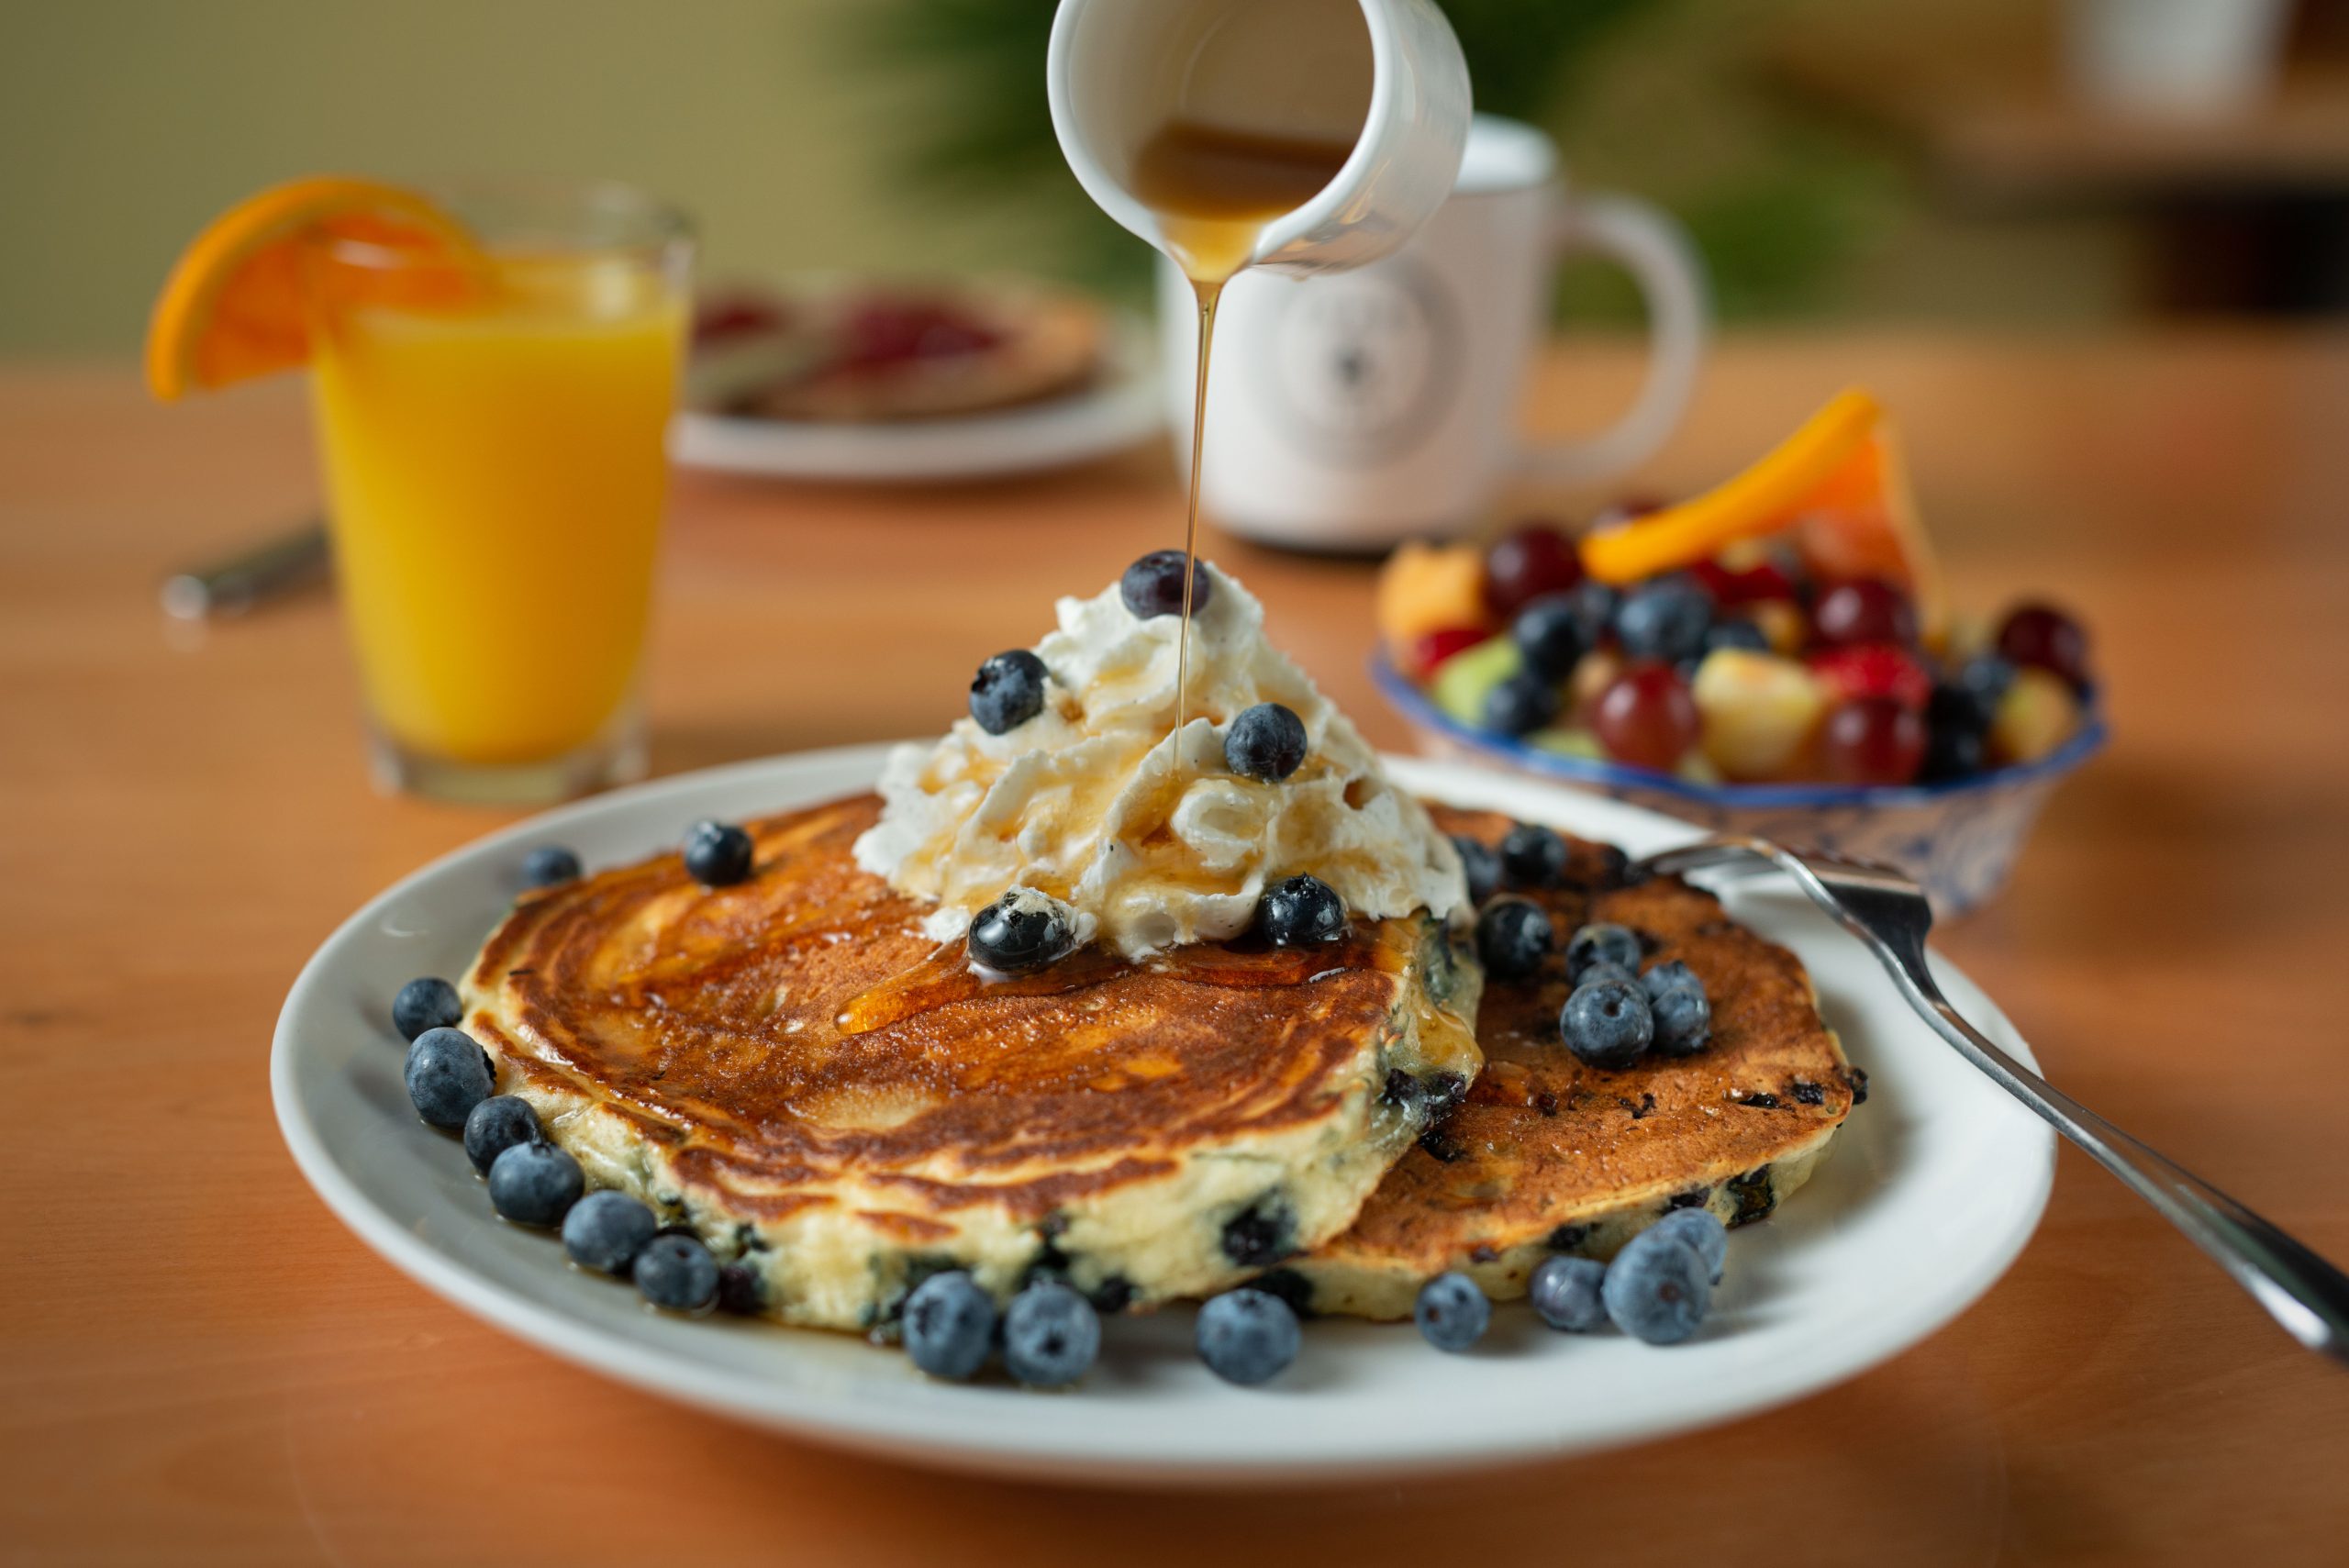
[1369,652,2109,810]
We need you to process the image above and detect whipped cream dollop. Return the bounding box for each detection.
[853,566,1465,960]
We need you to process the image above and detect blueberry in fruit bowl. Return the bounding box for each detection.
[1480,671,1558,738]
[1414,1271,1490,1352]
[1224,702,1308,783]
[969,649,1049,735]
[1648,1207,1728,1284]
[903,1271,996,1382]
[968,886,1079,974]
[1475,897,1554,980]
[1603,1229,1712,1344]
[487,1140,584,1228]
[1702,617,1771,659]
[1615,576,1712,664]
[1120,550,1210,620]
[1564,921,1641,984]
[1498,822,1567,889]
[1510,594,1588,682]
[1196,1287,1302,1385]
[1561,976,1653,1069]
[562,1189,658,1274]
[1452,834,1501,906]
[521,845,582,888]
[1256,874,1346,947]
[1642,960,1712,1056]
[404,1026,493,1129]
[634,1232,721,1313]
[392,976,462,1042]
[1003,1279,1100,1388]
[683,819,754,887]
[1529,1255,1608,1333]
[462,1093,540,1175]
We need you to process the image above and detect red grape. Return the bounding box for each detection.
[1807,643,1932,711]
[1821,696,1927,785]
[1593,662,1699,773]
[1689,554,1798,608]
[1483,525,1584,619]
[1811,577,1917,650]
[1995,602,2091,689]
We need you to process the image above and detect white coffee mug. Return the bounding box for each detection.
[1047,0,1472,278]
[1161,115,1709,550]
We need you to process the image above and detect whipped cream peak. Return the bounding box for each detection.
[853,564,1466,960]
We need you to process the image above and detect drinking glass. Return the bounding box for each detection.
[306,179,692,804]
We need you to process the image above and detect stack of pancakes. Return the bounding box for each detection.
[464,795,1856,1331]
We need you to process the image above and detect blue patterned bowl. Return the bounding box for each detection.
[1373,655,2105,917]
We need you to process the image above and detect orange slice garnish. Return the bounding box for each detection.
[145,176,482,401]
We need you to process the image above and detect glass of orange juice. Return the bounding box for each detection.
[306,180,691,804]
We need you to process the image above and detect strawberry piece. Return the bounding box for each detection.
[1807,643,1932,712]
[1403,627,1493,681]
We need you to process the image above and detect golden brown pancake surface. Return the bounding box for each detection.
[1290,806,1859,1318]
[464,793,1479,1330]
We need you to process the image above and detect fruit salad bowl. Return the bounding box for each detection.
[1373,653,2105,917]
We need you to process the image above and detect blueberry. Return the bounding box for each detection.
[1119,550,1211,619]
[403,1027,494,1128]
[1701,617,1771,659]
[633,1232,720,1313]
[1224,702,1308,782]
[1642,960,1712,1055]
[487,1140,583,1228]
[521,845,582,887]
[1529,1255,1609,1332]
[1196,1288,1301,1385]
[1480,672,1559,737]
[968,887,1078,974]
[1002,1279,1100,1387]
[1511,594,1588,682]
[1564,921,1641,983]
[1956,653,2018,711]
[462,1093,540,1174]
[562,1189,658,1273]
[1475,897,1555,980]
[392,976,462,1042]
[717,1261,764,1317]
[1648,1206,1728,1284]
[1920,721,1986,783]
[1616,577,1712,664]
[1563,579,1620,645]
[1256,874,1346,947]
[683,819,754,886]
[969,649,1049,735]
[1414,1271,1490,1352]
[1576,960,1639,992]
[1499,822,1568,889]
[903,1270,996,1381]
[1602,1231,1712,1344]
[1451,834,1501,906]
[1930,675,1999,737]
[1560,976,1653,1069]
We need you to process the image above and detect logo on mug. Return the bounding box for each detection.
[1260,260,1458,462]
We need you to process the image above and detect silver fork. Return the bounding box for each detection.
[1636,832,2349,1367]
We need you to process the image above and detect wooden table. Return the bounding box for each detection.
[5,334,2346,1565]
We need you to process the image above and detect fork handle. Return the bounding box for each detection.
[1872,930,2349,1365]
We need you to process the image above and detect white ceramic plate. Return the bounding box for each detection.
[669,314,1161,483]
[273,744,2055,1487]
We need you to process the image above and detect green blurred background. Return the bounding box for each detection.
[6,0,2340,354]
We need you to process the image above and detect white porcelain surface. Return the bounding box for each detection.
[273,744,2054,1487]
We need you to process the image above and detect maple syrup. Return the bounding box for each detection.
[1126,119,1355,737]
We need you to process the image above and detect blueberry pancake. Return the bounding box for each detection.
[1287,807,1859,1320]
[462,793,1480,1333]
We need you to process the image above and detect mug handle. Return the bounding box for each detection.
[1514,192,1709,485]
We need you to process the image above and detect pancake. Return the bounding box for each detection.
[462,793,1480,1333]
[1286,807,1860,1320]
